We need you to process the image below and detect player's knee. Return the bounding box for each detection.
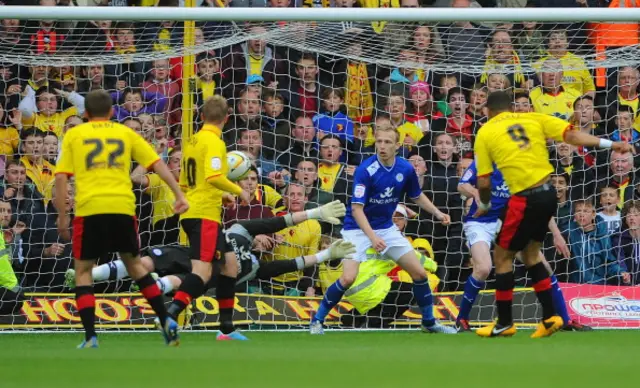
[473,262,492,281]
[339,274,356,289]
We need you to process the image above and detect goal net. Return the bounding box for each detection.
[1,6,640,331]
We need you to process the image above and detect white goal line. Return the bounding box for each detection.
[1,7,640,23]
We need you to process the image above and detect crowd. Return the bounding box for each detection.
[0,0,639,307]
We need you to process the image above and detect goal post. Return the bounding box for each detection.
[0,6,639,332]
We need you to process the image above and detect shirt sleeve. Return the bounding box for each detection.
[473,129,494,177]
[536,113,571,142]
[55,131,75,176]
[131,131,161,169]
[351,164,370,206]
[204,136,226,180]
[405,164,423,199]
[458,161,477,186]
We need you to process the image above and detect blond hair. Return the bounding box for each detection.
[202,95,229,124]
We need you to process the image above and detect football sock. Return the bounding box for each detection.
[167,273,204,319]
[529,262,555,320]
[158,276,174,295]
[458,275,484,322]
[92,260,128,282]
[494,272,515,326]
[75,286,96,341]
[413,279,435,327]
[314,280,345,323]
[550,275,570,324]
[136,273,168,326]
[216,274,236,334]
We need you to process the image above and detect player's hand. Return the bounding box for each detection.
[57,214,71,241]
[327,239,356,260]
[612,142,635,153]
[315,200,346,225]
[370,236,387,253]
[222,193,236,209]
[436,211,451,226]
[173,195,189,215]
[254,234,276,251]
[622,272,631,284]
[44,243,65,257]
[239,190,252,204]
[553,233,571,259]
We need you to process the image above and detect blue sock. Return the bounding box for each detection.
[457,275,485,322]
[550,275,570,324]
[413,279,435,327]
[314,280,346,323]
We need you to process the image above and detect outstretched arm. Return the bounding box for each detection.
[411,193,450,225]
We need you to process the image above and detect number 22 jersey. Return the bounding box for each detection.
[56,120,160,217]
[474,112,570,195]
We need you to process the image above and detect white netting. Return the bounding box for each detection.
[1,5,640,331]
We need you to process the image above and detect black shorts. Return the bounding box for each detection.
[181,218,227,263]
[143,245,192,277]
[72,214,139,260]
[496,184,557,252]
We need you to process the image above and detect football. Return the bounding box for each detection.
[226,150,252,181]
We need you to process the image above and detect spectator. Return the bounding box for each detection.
[112,22,147,89]
[514,19,545,63]
[612,200,640,285]
[42,131,58,166]
[62,115,83,137]
[534,29,595,97]
[530,58,581,120]
[136,112,155,142]
[264,181,320,296]
[313,87,355,144]
[130,149,182,246]
[110,88,167,123]
[63,19,115,56]
[481,29,527,89]
[598,186,622,236]
[572,97,606,167]
[552,142,595,201]
[236,124,278,179]
[0,18,21,53]
[20,181,72,291]
[466,83,488,124]
[284,53,320,119]
[605,150,635,209]
[194,52,222,104]
[223,87,262,146]
[19,129,55,204]
[608,106,640,166]
[317,135,351,205]
[550,172,572,235]
[406,81,435,132]
[221,24,287,98]
[386,47,428,86]
[0,101,20,158]
[513,92,532,113]
[77,65,116,95]
[412,24,444,65]
[292,159,333,209]
[486,73,511,93]
[26,0,66,55]
[567,199,629,285]
[437,0,491,68]
[142,59,181,126]
[605,66,640,133]
[276,115,318,172]
[261,89,290,154]
[19,86,86,137]
[384,91,423,147]
[223,166,276,229]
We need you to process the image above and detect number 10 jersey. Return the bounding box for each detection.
[56,120,160,217]
[179,124,228,223]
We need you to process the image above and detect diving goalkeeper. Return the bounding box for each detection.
[66,201,353,304]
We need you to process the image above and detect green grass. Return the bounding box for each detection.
[1,331,638,388]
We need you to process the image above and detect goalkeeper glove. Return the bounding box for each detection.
[306,200,346,225]
[316,239,356,263]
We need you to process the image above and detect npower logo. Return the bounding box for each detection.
[570,293,640,320]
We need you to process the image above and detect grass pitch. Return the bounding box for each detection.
[1,330,637,388]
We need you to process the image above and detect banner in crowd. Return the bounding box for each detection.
[0,289,542,330]
[560,282,640,328]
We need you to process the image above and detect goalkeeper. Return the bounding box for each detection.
[66,200,354,301]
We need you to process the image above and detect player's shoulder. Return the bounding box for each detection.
[357,154,380,175]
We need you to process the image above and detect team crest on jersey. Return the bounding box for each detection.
[367,161,380,176]
[337,124,344,132]
[211,157,221,170]
[354,184,366,198]
[396,173,403,182]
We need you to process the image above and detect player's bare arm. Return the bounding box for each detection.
[411,193,450,225]
[130,164,150,188]
[563,128,634,153]
[458,182,480,203]
[151,160,189,214]
[351,203,386,253]
[54,173,71,241]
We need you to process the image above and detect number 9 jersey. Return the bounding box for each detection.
[56,120,160,217]
[474,112,571,195]
[179,124,229,223]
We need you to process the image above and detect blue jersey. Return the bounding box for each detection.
[343,155,422,231]
[459,160,510,223]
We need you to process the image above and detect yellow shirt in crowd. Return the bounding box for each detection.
[529,86,581,120]
[534,52,595,96]
[22,107,78,138]
[20,156,55,204]
[0,126,19,156]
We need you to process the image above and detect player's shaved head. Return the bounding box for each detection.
[486,91,513,117]
[202,95,229,125]
[84,90,113,119]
